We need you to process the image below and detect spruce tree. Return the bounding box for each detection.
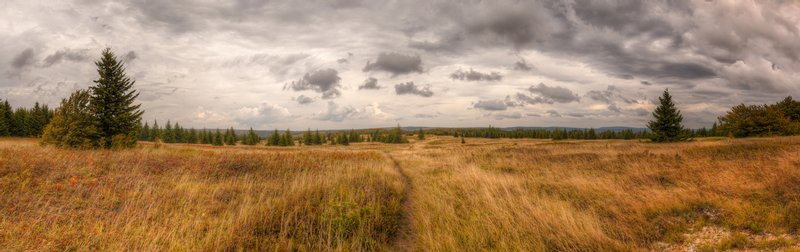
[284,129,294,146]
[151,120,160,141]
[212,129,224,146]
[141,122,150,141]
[313,130,322,145]
[0,100,11,136]
[417,128,425,140]
[302,129,312,145]
[224,127,237,145]
[647,89,689,142]
[268,129,281,146]
[90,48,143,148]
[164,121,174,143]
[188,128,197,144]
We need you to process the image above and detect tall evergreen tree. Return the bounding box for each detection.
[164,121,174,143]
[90,48,143,148]
[212,129,224,146]
[313,129,322,145]
[224,127,237,145]
[283,129,294,146]
[188,128,198,144]
[0,100,11,136]
[647,89,689,142]
[417,128,425,140]
[141,122,150,141]
[302,129,313,145]
[151,120,160,141]
[268,129,281,146]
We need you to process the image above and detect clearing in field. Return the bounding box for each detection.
[2,136,800,251]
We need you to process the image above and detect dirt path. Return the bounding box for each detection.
[384,151,415,251]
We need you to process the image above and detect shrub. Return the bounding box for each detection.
[717,104,797,137]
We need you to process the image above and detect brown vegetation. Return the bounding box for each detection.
[3,136,800,250]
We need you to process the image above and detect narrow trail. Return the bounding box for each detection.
[384,150,415,251]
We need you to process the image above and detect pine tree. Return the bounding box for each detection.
[89,48,143,148]
[151,120,160,141]
[302,129,312,145]
[188,128,198,144]
[313,130,322,145]
[417,128,425,140]
[212,129,224,146]
[284,129,294,146]
[0,100,11,136]
[164,121,174,143]
[460,136,465,144]
[224,127,236,145]
[648,89,689,142]
[268,129,281,146]
[141,122,150,141]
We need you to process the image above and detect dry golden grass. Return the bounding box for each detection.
[3,136,800,251]
[392,136,800,251]
[0,138,404,251]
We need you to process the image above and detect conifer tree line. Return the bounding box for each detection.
[138,120,254,146]
[0,100,54,137]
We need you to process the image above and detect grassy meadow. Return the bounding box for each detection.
[3,136,800,251]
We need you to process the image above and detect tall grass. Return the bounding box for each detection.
[390,136,800,250]
[0,139,404,251]
[2,136,800,250]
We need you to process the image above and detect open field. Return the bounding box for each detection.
[3,136,800,251]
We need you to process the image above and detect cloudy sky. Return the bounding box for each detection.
[2,0,799,130]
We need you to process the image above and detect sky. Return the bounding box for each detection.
[1,0,799,130]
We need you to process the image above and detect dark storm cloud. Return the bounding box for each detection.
[546,110,561,117]
[513,59,532,71]
[363,52,423,76]
[607,103,621,113]
[294,94,315,105]
[11,48,35,69]
[123,51,139,62]
[585,86,636,104]
[43,49,90,67]
[450,69,502,81]
[413,113,437,118]
[527,83,580,103]
[640,81,652,86]
[473,97,518,111]
[408,33,465,53]
[358,77,380,90]
[286,68,342,99]
[491,111,523,120]
[426,0,800,93]
[514,93,547,105]
[314,102,354,122]
[394,82,433,97]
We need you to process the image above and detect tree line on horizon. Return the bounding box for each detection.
[135,120,411,147]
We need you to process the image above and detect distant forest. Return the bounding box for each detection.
[2,96,799,144]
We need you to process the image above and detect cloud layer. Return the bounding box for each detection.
[1,0,798,129]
